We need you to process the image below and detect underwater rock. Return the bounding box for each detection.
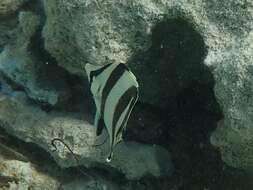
[41,0,252,109]
[0,17,18,53]
[201,0,253,172]
[42,0,165,76]
[0,0,28,16]
[1,0,252,176]
[210,31,253,171]
[61,177,119,190]
[42,0,253,172]
[0,11,70,106]
[0,153,59,189]
[0,92,173,180]
[112,142,173,179]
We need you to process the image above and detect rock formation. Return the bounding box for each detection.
[0,0,253,189]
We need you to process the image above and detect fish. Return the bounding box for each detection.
[85,63,139,162]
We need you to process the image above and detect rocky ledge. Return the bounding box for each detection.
[0,86,173,180]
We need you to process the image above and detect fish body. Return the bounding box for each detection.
[85,63,139,161]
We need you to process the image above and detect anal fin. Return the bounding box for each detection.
[96,116,105,136]
[94,112,105,136]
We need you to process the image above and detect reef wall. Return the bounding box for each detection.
[42,0,253,171]
[0,0,253,189]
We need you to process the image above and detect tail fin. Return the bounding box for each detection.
[106,149,113,163]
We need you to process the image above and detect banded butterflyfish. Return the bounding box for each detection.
[85,63,139,162]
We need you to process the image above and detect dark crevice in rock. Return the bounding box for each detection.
[20,0,42,13]
[0,73,24,92]
[0,1,39,52]
[127,18,250,189]
[63,74,96,115]
[21,0,94,114]
[26,0,47,59]
[0,15,18,53]
[3,0,94,117]
[25,0,64,110]
[128,18,222,144]
[0,126,61,177]
[0,126,107,183]
[129,18,211,109]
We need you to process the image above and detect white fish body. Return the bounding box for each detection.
[85,63,139,161]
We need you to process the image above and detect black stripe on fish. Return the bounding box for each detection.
[108,86,138,158]
[96,115,105,136]
[89,63,112,85]
[99,63,129,130]
[115,87,138,139]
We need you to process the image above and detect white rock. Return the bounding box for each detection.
[0,92,173,179]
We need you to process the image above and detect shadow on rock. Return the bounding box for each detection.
[127,18,252,189]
